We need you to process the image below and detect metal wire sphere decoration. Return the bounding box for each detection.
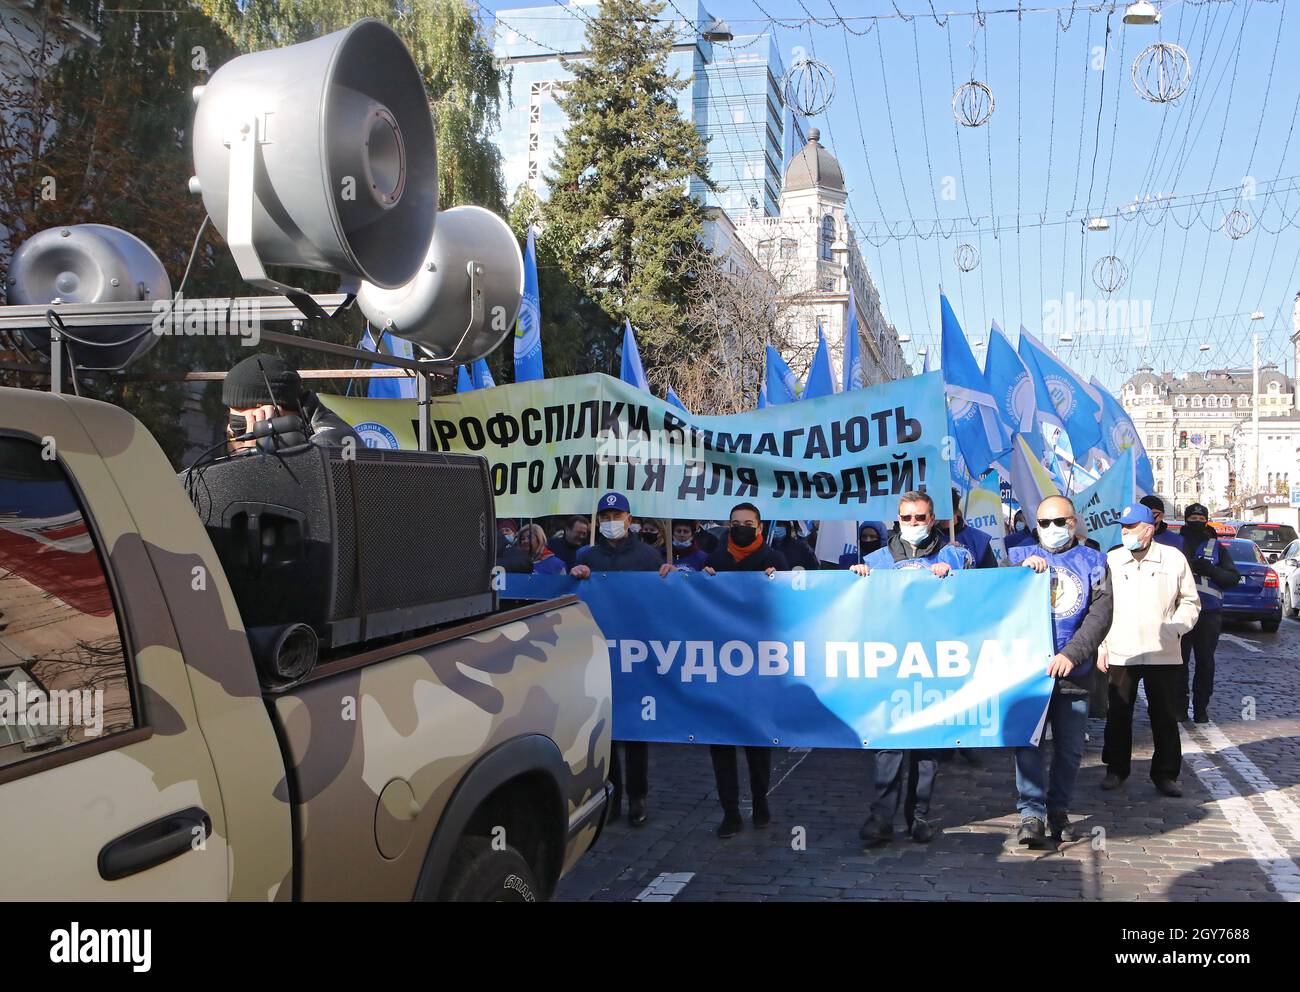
[784,57,836,117]
[1132,42,1192,104]
[1092,255,1129,294]
[955,243,980,272]
[1222,209,1254,240]
[952,80,994,127]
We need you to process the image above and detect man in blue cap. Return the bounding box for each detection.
[571,491,668,826]
[1099,502,1200,797]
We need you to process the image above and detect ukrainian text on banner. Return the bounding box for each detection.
[388,371,949,521]
[501,568,1054,749]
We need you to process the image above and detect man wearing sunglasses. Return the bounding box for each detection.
[1007,495,1114,848]
[850,490,972,846]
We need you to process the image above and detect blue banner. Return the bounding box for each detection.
[503,569,1054,749]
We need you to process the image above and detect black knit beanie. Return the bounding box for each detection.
[223,353,302,410]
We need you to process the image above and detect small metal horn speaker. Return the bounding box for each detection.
[7,224,170,370]
[357,206,523,365]
[190,18,437,294]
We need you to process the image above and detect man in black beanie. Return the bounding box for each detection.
[223,353,361,452]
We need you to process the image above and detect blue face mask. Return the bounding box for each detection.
[1123,534,1147,552]
[772,526,787,541]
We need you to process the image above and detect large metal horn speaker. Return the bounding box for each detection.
[357,206,524,365]
[6,224,170,370]
[190,18,436,296]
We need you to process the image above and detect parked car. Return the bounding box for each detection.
[1235,522,1299,563]
[1275,538,1300,619]
[0,388,613,901]
[1217,538,1283,632]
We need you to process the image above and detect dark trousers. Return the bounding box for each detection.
[609,741,648,802]
[870,749,938,825]
[709,745,772,813]
[1180,609,1221,714]
[1102,665,1183,782]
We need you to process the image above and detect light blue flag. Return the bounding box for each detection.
[843,289,865,391]
[756,380,768,410]
[1015,325,1064,448]
[1075,448,1135,553]
[359,328,416,399]
[764,344,802,404]
[984,321,1036,436]
[804,323,837,400]
[471,358,496,390]
[1018,328,1102,457]
[666,386,689,413]
[1090,376,1155,495]
[620,318,649,391]
[513,226,545,382]
[940,294,1011,479]
[456,365,474,392]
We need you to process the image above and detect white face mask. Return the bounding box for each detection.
[1039,524,1072,551]
[599,520,627,541]
[1123,533,1147,552]
[900,523,930,545]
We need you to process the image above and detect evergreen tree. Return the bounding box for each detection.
[543,0,714,360]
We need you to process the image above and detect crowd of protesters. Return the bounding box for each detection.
[493,484,1219,849]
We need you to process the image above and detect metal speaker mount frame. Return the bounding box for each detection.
[5,224,170,370]
[356,205,524,367]
[190,18,437,301]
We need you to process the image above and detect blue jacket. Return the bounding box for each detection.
[1152,523,1181,549]
[952,522,998,568]
[1005,528,1036,550]
[863,530,973,572]
[1008,539,1113,688]
[576,536,664,572]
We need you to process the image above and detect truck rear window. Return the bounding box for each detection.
[1238,524,1297,544]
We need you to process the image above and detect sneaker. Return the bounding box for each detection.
[859,815,893,848]
[909,817,934,844]
[1100,772,1126,791]
[1153,778,1183,798]
[716,810,743,839]
[1017,817,1050,849]
[1048,811,1078,843]
[752,799,771,828]
[628,797,648,827]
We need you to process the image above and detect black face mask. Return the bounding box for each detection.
[860,539,882,556]
[730,524,758,546]
[641,532,658,544]
[1184,522,1209,540]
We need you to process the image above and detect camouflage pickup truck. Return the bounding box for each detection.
[0,387,611,901]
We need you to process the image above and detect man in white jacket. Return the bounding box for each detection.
[1099,503,1201,797]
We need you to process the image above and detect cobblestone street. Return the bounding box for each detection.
[559,617,1300,902]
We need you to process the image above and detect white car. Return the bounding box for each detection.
[1276,538,1300,618]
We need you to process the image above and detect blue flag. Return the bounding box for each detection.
[764,344,802,404]
[456,365,474,393]
[513,226,544,382]
[359,329,415,399]
[666,386,689,413]
[756,380,768,410]
[940,294,1011,479]
[843,289,866,391]
[471,358,495,391]
[1018,328,1102,457]
[1015,325,1064,450]
[620,318,648,391]
[984,321,1036,436]
[1091,376,1155,495]
[804,323,837,400]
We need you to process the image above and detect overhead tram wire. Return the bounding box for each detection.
[909,18,951,328]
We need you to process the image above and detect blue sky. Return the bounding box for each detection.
[478,0,1300,392]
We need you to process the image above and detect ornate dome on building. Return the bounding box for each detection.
[783,128,845,193]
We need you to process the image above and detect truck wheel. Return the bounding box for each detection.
[441,835,541,902]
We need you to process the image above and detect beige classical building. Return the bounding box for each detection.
[733,129,910,387]
[1121,362,1296,515]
